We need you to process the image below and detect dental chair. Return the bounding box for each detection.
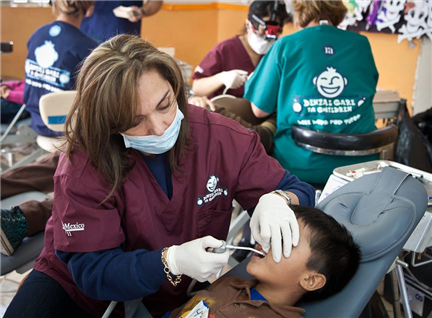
[298,166,427,317]
[106,167,427,318]
[225,167,427,318]
[36,90,76,153]
[291,124,398,159]
[1,191,50,276]
[291,99,404,162]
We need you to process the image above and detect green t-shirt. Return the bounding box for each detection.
[244,25,379,184]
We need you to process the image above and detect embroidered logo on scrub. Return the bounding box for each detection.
[62,221,85,237]
[196,175,228,206]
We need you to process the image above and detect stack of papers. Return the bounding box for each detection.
[113,6,138,19]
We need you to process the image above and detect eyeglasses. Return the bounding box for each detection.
[251,14,281,40]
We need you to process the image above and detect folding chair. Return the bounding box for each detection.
[1,105,42,172]
[1,41,44,170]
[36,90,76,153]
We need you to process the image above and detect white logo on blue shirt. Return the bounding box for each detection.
[59,73,70,85]
[323,45,334,56]
[49,25,62,37]
[197,175,228,206]
[35,41,59,68]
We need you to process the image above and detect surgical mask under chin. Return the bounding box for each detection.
[247,28,275,55]
[120,107,184,155]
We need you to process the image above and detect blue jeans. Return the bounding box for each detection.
[4,270,113,318]
[1,98,30,124]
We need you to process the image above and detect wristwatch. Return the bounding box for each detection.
[271,190,292,206]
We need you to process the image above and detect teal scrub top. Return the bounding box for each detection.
[244,25,379,184]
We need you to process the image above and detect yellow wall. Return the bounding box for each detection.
[362,31,420,111]
[1,7,55,81]
[1,4,420,110]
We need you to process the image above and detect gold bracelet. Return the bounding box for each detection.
[161,247,182,287]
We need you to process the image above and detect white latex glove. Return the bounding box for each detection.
[166,236,230,282]
[219,70,248,90]
[250,193,300,263]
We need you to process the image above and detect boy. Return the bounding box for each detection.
[167,206,361,318]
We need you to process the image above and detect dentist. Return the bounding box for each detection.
[5,35,314,318]
[191,0,290,99]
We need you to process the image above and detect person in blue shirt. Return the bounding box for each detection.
[80,1,163,43]
[1,0,165,258]
[24,0,97,137]
[0,0,97,257]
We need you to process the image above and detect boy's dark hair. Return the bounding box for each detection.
[292,205,361,301]
[248,0,291,31]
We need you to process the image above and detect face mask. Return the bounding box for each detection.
[247,23,275,55]
[120,107,184,155]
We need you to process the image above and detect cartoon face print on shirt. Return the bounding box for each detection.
[313,67,348,99]
[291,64,366,129]
[206,175,219,192]
[197,175,228,207]
[35,41,59,68]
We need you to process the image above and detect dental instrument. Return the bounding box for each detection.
[211,240,266,257]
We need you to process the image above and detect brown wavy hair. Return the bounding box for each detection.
[64,34,190,202]
[51,0,93,16]
[291,0,347,28]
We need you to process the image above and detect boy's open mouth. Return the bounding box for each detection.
[254,252,265,258]
[253,244,266,258]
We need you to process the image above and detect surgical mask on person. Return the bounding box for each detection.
[120,107,184,155]
[247,22,275,55]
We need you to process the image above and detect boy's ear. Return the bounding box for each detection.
[300,273,326,292]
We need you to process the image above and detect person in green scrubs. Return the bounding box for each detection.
[244,0,379,184]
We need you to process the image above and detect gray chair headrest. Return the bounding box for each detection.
[317,167,427,262]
